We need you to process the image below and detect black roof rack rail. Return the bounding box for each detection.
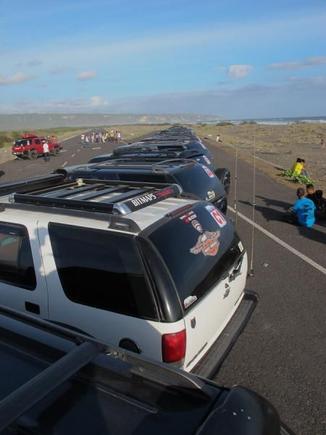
[115,143,188,153]
[0,173,65,196]
[0,303,212,430]
[152,158,194,167]
[10,178,182,216]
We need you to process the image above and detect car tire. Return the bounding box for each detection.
[215,168,231,195]
[30,150,37,160]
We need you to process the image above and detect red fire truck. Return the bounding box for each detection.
[12,133,62,159]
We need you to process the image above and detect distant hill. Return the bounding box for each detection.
[0,113,219,131]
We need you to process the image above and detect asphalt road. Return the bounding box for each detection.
[1,134,326,434]
[205,138,326,435]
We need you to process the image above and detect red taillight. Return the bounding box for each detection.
[162,329,186,363]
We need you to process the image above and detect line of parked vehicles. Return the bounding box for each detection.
[0,126,293,434]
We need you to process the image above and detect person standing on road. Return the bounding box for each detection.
[42,140,50,162]
[289,187,316,228]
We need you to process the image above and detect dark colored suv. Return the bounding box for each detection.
[88,127,231,194]
[56,159,228,212]
[0,303,293,435]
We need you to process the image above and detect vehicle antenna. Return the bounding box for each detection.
[233,145,239,227]
[248,130,257,277]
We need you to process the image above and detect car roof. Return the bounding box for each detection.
[0,174,197,233]
[90,158,194,172]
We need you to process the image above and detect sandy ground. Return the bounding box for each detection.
[195,123,326,192]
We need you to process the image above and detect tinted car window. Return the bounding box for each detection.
[0,223,36,290]
[49,223,157,319]
[148,203,242,310]
[173,165,224,200]
[116,172,169,183]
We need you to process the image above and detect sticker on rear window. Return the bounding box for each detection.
[180,211,203,233]
[190,231,220,257]
[205,204,227,228]
[206,190,216,200]
[180,210,197,223]
[203,155,211,165]
[201,165,215,178]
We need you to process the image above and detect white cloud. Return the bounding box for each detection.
[0,95,109,112]
[90,96,108,106]
[269,55,326,70]
[0,72,35,85]
[77,70,97,80]
[227,65,253,79]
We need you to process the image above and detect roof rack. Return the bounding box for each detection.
[0,303,213,431]
[0,173,65,196]
[114,143,188,154]
[6,177,182,216]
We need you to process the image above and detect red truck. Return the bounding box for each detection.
[12,133,62,159]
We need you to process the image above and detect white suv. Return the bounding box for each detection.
[0,174,256,377]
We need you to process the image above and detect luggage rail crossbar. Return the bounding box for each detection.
[6,177,182,216]
[0,304,212,431]
[0,173,65,196]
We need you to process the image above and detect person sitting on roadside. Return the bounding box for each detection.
[289,187,316,228]
[306,184,316,202]
[300,159,308,177]
[315,190,326,219]
[291,158,303,177]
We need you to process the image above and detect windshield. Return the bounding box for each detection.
[14,139,30,147]
[148,203,243,309]
[173,164,225,199]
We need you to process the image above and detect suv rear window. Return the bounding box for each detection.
[148,204,242,309]
[173,165,221,198]
[0,223,36,290]
[49,224,157,319]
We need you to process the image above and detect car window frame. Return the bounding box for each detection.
[0,221,37,290]
[48,222,159,320]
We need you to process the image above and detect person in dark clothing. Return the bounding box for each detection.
[306,184,316,202]
[315,190,326,219]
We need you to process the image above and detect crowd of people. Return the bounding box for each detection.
[80,129,122,146]
[288,184,326,228]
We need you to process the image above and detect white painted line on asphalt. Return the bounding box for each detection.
[60,149,68,153]
[228,206,326,276]
[92,147,102,150]
[71,153,76,158]
[62,161,68,167]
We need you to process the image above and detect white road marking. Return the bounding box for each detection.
[71,153,76,158]
[92,146,102,150]
[228,206,326,276]
[60,149,68,153]
[62,161,68,167]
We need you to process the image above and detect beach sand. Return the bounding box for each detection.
[195,123,326,192]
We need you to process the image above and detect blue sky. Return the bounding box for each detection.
[1,0,326,118]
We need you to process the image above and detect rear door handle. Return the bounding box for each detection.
[25,302,40,315]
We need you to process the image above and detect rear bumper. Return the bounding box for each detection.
[191,290,257,379]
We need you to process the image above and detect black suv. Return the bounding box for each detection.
[0,304,293,435]
[57,159,228,213]
[89,128,231,194]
